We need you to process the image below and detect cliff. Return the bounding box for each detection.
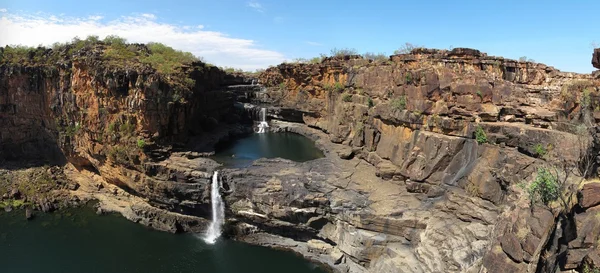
[0,41,247,220]
[3,40,600,273]
[255,48,600,272]
[594,48,600,70]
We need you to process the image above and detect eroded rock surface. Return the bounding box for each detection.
[251,49,600,272]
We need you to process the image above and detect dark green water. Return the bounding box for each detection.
[212,132,324,168]
[0,207,327,273]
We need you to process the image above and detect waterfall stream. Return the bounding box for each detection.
[204,171,224,244]
[257,107,269,133]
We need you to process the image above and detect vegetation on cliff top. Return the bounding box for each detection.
[0,35,208,97]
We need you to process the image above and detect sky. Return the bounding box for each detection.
[0,0,598,72]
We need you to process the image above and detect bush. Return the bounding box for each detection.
[333,82,344,92]
[363,52,388,62]
[475,126,487,144]
[367,97,374,108]
[393,42,419,55]
[582,88,592,108]
[527,168,559,206]
[342,93,352,102]
[534,144,547,157]
[103,35,127,45]
[119,122,135,136]
[141,42,199,74]
[330,47,358,57]
[405,73,412,84]
[137,139,146,149]
[391,96,407,111]
[309,57,322,64]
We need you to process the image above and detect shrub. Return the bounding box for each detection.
[108,122,117,133]
[527,168,559,206]
[391,96,407,111]
[582,88,592,108]
[475,126,487,144]
[363,52,388,62]
[103,35,127,45]
[141,42,199,74]
[534,144,547,157]
[333,82,344,92]
[0,45,37,63]
[367,98,374,108]
[119,122,135,136]
[476,90,483,99]
[137,139,146,149]
[393,42,419,55]
[330,47,358,57]
[309,57,322,64]
[583,264,600,273]
[405,73,412,84]
[342,93,352,102]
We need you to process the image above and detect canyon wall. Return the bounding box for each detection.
[0,44,246,221]
[256,48,600,272]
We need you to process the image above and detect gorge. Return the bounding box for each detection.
[1,40,600,273]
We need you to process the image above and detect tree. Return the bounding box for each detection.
[393,43,419,55]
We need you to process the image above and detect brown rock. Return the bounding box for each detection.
[565,249,590,270]
[500,233,523,263]
[579,183,600,209]
[593,48,600,69]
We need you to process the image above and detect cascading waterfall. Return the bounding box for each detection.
[257,107,269,133]
[203,171,224,244]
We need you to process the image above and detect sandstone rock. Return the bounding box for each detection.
[579,182,600,209]
[500,234,523,263]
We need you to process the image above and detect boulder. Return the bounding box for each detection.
[500,233,524,263]
[579,183,600,209]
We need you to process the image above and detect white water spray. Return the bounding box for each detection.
[257,107,269,133]
[204,171,224,244]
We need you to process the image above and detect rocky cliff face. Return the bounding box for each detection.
[0,44,249,220]
[252,48,600,272]
[594,48,600,70]
[4,43,600,273]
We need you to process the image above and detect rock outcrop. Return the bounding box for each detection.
[3,42,600,273]
[0,43,249,219]
[593,48,600,70]
[251,48,600,272]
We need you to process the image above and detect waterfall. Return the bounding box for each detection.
[257,107,269,133]
[204,171,224,244]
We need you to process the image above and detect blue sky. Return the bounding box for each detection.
[0,0,598,72]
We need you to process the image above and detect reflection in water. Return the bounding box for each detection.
[212,132,324,168]
[0,206,327,273]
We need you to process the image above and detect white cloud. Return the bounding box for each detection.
[247,1,265,13]
[0,8,7,13]
[140,13,156,19]
[305,41,322,46]
[0,11,284,70]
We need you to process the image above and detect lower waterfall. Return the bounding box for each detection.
[203,171,224,244]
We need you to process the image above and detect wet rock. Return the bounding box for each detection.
[25,207,33,220]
